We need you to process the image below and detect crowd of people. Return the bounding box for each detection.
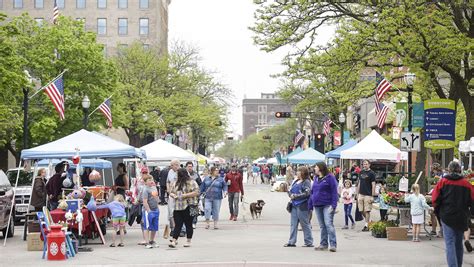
[28,156,472,266]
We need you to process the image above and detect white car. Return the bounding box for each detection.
[271,175,289,192]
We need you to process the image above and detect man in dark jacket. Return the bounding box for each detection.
[158,167,170,205]
[432,161,474,267]
[46,161,69,210]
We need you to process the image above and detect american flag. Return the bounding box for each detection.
[294,130,304,147]
[375,72,392,100]
[376,103,389,129]
[99,99,112,128]
[53,0,59,24]
[44,75,65,120]
[323,118,333,136]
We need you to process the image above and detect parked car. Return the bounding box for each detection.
[6,168,33,223]
[0,170,14,237]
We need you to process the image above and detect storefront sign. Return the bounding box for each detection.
[424,99,456,149]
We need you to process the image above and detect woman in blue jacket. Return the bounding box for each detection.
[284,166,313,247]
[200,166,228,229]
[308,162,339,252]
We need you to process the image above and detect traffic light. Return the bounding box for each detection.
[275,112,291,118]
[315,133,325,153]
[262,135,271,140]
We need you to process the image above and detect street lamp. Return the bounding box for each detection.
[23,70,33,149]
[175,129,181,147]
[81,95,90,129]
[404,72,416,177]
[338,112,346,146]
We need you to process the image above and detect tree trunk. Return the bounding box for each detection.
[128,132,143,147]
[6,143,20,166]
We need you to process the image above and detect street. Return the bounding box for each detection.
[1,183,469,266]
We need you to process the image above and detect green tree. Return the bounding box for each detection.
[0,14,116,162]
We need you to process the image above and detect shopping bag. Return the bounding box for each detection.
[398,176,409,192]
[355,203,363,221]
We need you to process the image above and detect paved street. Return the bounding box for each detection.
[1,184,471,266]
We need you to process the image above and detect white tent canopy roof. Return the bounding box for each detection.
[340,130,408,161]
[21,129,146,159]
[140,139,196,162]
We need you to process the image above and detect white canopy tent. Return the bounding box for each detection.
[459,137,474,170]
[140,139,197,164]
[340,130,408,161]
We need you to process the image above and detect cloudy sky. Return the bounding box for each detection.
[169,0,334,136]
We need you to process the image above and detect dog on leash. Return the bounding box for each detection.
[250,200,266,219]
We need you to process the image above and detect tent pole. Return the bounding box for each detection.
[102,169,105,186]
[469,153,472,170]
[4,160,23,246]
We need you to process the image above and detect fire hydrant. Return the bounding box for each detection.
[47,225,66,260]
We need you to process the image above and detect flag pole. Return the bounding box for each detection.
[88,94,114,118]
[28,69,68,100]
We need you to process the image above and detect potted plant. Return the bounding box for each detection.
[369,221,388,238]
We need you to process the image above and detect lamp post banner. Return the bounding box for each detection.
[412,102,424,128]
[424,99,456,149]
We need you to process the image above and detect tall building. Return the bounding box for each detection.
[0,0,170,56]
[242,93,293,138]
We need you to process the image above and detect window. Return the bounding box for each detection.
[76,17,86,29]
[56,0,65,9]
[118,18,128,35]
[97,0,106,8]
[139,18,149,36]
[258,105,267,113]
[139,0,148,9]
[143,44,150,50]
[35,0,43,8]
[13,0,22,8]
[118,0,127,9]
[97,18,107,35]
[76,0,86,9]
[34,18,44,26]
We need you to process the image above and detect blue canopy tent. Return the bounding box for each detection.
[281,147,303,163]
[288,148,325,165]
[325,139,358,159]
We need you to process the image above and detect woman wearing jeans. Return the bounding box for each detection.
[200,166,228,229]
[308,162,339,252]
[284,166,313,247]
[169,168,200,248]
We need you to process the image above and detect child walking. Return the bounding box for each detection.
[378,186,390,221]
[341,180,355,229]
[142,174,160,249]
[404,184,432,242]
[97,194,127,247]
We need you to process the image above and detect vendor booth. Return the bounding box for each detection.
[340,130,408,161]
[281,147,303,164]
[5,129,146,249]
[325,139,358,159]
[140,139,196,165]
[288,148,325,165]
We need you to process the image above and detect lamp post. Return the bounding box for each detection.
[81,95,90,129]
[175,129,181,147]
[404,72,416,177]
[338,112,346,146]
[22,70,35,149]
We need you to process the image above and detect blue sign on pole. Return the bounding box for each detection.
[424,99,456,149]
[343,131,350,144]
[412,103,424,128]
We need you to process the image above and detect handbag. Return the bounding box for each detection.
[286,201,293,213]
[355,203,363,221]
[188,204,200,217]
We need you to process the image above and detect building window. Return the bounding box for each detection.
[143,44,150,50]
[35,0,43,8]
[258,105,267,113]
[97,18,106,35]
[139,0,148,9]
[118,18,128,35]
[118,0,127,9]
[258,114,267,125]
[57,0,65,9]
[139,18,149,36]
[76,17,86,29]
[34,18,44,26]
[76,0,86,9]
[97,0,106,9]
[13,0,22,8]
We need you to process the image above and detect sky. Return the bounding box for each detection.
[169,0,334,136]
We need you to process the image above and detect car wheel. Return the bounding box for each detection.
[2,216,14,238]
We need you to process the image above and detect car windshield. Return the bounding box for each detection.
[6,170,33,186]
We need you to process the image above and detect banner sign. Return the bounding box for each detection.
[334,131,341,146]
[395,103,408,127]
[412,102,424,128]
[424,99,456,149]
[343,131,350,144]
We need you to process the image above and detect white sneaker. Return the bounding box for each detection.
[145,244,153,249]
[192,224,196,229]
[150,241,159,248]
[183,241,191,247]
